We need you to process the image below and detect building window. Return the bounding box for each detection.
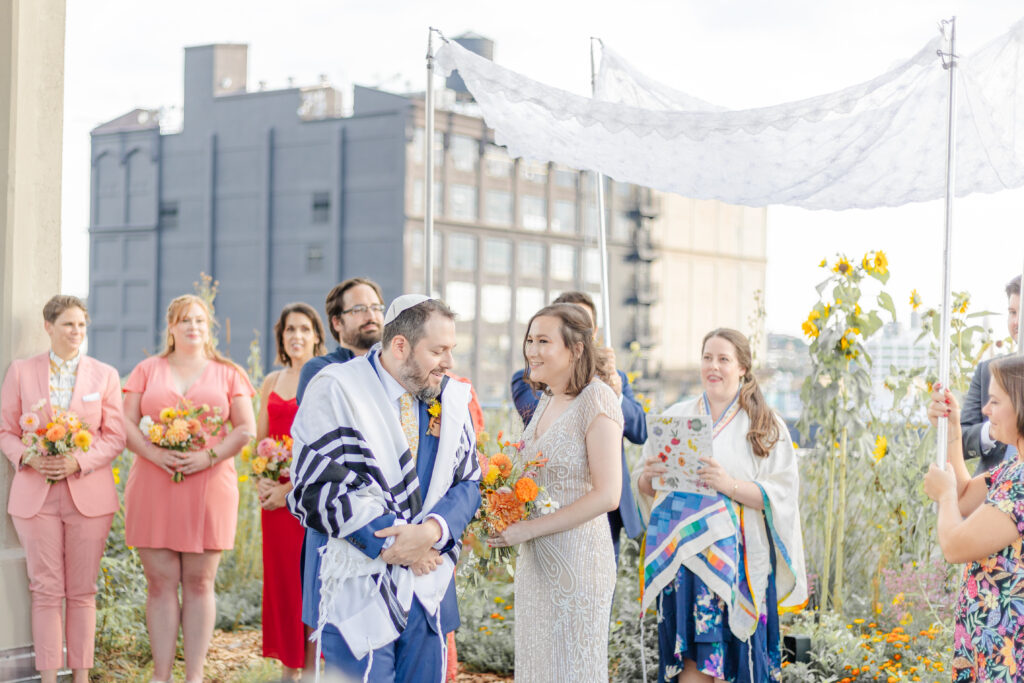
[450,135,479,173]
[612,207,634,241]
[552,199,577,234]
[306,245,324,272]
[409,230,442,268]
[615,180,634,199]
[446,281,476,321]
[448,233,477,271]
[519,159,548,183]
[481,285,511,324]
[583,247,602,285]
[312,192,330,223]
[159,201,179,229]
[516,287,545,324]
[517,241,545,277]
[521,195,547,231]
[411,180,445,216]
[483,238,512,275]
[410,128,444,167]
[484,189,514,226]
[553,165,577,188]
[485,144,513,178]
[448,184,478,222]
[550,244,576,282]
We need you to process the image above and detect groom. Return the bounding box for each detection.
[288,295,481,683]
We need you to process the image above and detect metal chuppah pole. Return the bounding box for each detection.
[937,16,958,467]
[590,38,613,348]
[425,28,437,296]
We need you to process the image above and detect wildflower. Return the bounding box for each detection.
[238,475,249,483]
[802,319,819,339]
[538,498,560,515]
[112,467,121,485]
[872,435,887,463]
[629,341,641,352]
[874,250,888,275]
[483,465,500,485]
[477,431,490,446]
[957,295,969,314]
[494,596,505,604]
[819,258,827,268]
[240,444,252,462]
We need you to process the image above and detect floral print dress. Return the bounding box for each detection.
[953,460,1024,681]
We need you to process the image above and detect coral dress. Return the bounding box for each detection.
[261,391,306,668]
[123,355,254,552]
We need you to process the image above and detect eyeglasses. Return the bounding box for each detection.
[341,304,385,316]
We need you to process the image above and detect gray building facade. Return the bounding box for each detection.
[88,42,662,403]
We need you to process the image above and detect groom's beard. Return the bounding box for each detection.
[399,354,442,403]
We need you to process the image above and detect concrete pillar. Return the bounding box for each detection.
[0,0,67,679]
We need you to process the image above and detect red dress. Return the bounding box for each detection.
[261,391,305,668]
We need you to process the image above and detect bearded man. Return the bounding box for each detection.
[288,295,481,683]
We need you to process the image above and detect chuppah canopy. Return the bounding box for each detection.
[433,19,1024,211]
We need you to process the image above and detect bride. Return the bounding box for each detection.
[488,302,624,682]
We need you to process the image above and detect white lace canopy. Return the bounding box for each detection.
[434,20,1024,210]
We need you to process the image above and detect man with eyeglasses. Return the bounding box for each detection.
[294,276,385,673]
[296,277,386,404]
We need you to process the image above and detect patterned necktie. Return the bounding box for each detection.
[399,391,419,461]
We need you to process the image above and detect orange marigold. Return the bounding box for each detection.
[514,477,539,503]
[45,424,67,442]
[490,452,513,477]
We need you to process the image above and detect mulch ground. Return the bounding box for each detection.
[205,629,511,682]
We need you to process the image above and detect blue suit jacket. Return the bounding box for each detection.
[510,368,645,539]
[296,346,356,405]
[962,357,1010,474]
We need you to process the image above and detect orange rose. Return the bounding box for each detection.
[72,430,93,451]
[186,419,203,435]
[514,477,539,503]
[45,424,67,442]
[490,453,513,478]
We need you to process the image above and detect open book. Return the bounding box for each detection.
[647,414,716,495]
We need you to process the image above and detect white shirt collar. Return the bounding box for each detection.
[373,353,415,406]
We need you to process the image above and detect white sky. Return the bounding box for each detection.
[61,0,1024,338]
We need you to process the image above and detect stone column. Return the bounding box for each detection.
[0,0,67,678]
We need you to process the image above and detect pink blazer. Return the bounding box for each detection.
[0,352,126,518]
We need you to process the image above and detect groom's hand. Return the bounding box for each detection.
[376,519,443,565]
[410,549,444,576]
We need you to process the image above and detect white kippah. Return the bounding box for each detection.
[384,294,431,325]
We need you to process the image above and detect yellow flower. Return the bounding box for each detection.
[862,253,873,272]
[73,429,93,451]
[833,257,852,276]
[159,407,177,423]
[819,258,827,268]
[112,467,121,485]
[240,444,252,462]
[483,465,500,485]
[626,371,640,385]
[956,295,970,314]
[839,336,850,351]
[873,435,888,462]
[477,431,490,446]
[874,250,888,275]
[427,400,441,418]
[802,320,820,339]
[252,456,268,475]
[807,309,820,322]
[147,423,165,443]
[909,289,921,310]
[494,596,505,604]
[854,304,862,317]
[238,474,249,483]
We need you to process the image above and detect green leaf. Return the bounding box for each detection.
[877,291,896,321]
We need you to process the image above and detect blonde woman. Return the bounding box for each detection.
[0,295,126,683]
[122,295,255,683]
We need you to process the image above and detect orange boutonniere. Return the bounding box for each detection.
[427,399,441,437]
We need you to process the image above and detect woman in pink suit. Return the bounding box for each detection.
[122,294,256,683]
[0,295,126,683]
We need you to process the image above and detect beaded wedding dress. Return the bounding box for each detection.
[514,379,623,682]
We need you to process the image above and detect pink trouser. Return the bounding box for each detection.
[11,480,114,671]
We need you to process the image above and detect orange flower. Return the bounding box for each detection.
[487,489,525,533]
[490,453,513,477]
[45,424,66,442]
[514,477,539,503]
[73,430,93,451]
[186,419,203,435]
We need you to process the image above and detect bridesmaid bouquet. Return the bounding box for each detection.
[243,435,294,483]
[19,402,94,484]
[463,430,554,576]
[139,400,224,482]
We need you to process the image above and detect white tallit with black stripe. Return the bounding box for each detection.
[288,348,479,659]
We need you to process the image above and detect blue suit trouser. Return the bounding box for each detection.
[321,598,445,683]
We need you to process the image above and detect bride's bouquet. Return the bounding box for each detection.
[463,430,554,577]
